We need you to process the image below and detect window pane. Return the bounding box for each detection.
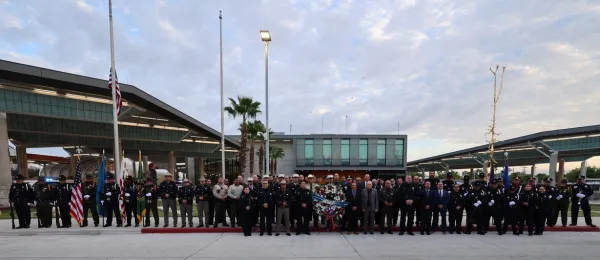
[377,139,386,166]
[305,139,314,145]
[341,139,350,165]
[323,139,332,166]
[377,139,386,144]
[341,139,350,145]
[395,139,404,166]
[359,139,368,145]
[305,139,314,165]
[359,139,368,165]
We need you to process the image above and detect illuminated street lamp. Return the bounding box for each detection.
[261,30,271,175]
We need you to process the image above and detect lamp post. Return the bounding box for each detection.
[260,30,271,176]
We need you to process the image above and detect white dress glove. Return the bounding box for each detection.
[488,202,493,207]
[27,203,32,206]
[101,200,104,205]
[84,195,90,199]
[509,201,516,206]
[548,195,552,199]
[490,200,495,204]
[125,193,130,197]
[463,192,468,196]
[476,200,482,205]
[146,193,152,197]
[474,202,480,207]
[106,192,112,196]
[556,195,563,200]
[577,193,585,198]
[34,201,38,206]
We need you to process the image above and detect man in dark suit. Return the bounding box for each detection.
[358,174,371,192]
[435,182,451,234]
[361,181,378,234]
[419,181,436,235]
[345,182,361,234]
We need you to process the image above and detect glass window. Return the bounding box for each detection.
[395,139,404,166]
[341,139,350,165]
[305,139,314,165]
[323,139,332,166]
[359,139,368,165]
[377,139,386,166]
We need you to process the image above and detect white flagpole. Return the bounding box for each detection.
[219,11,226,179]
[109,0,120,180]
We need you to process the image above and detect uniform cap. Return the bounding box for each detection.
[199,177,206,181]
[543,178,553,182]
[146,177,154,182]
[262,175,269,179]
[326,175,333,179]
[280,180,287,184]
[577,176,585,180]
[247,177,253,182]
[347,176,353,179]
[278,174,285,178]
[37,176,45,181]
[463,175,470,180]
[85,174,94,178]
[292,174,299,178]
[14,174,24,180]
[183,179,190,183]
[491,179,499,184]
[478,172,485,178]
[307,174,315,178]
[446,172,453,177]
[560,179,568,184]
[164,173,172,177]
[107,173,115,179]
[126,175,133,180]
[472,181,482,187]
[59,175,67,180]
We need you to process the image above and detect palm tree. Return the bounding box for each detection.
[246,120,264,177]
[269,145,285,175]
[256,125,273,176]
[224,96,261,177]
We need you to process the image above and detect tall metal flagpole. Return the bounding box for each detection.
[264,41,270,177]
[109,0,120,178]
[219,11,226,179]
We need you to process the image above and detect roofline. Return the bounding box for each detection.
[0,59,239,148]
[227,134,408,140]
[407,124,600,165]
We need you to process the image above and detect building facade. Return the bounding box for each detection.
[235,134,408,179]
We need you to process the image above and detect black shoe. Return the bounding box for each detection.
[154,223,159,227]
[125,224,131,227]
[380,232,384,234]
[260,233,264,236]
[420,232,425,235]
[223,223,230,227]
[163,224,169,228]
[364,231,368,234]
[528,233,533,236]
[103,224,112,227]
[94,224,99,227]
[181,225,186,228]
[286,233,291,236]
[268,233,272,236]
[275,233,280,236]
[407,232,414,236]
[82,223,88,227]
[569,224,577,226]
[369,231,374,235]
[513,232,519,235]
[197,224,204,228]
[135,224,139,227]
[116,224,123,227]
[213,225,218,228]
[589,224,597,228]
[399,232,404,236]
[305,232,311,235]
[296,232,301,235]
[449,232,454,234]
[426,232,431,235]
[174,224,178,228]
[387,231,393,235]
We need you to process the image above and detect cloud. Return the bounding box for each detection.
[1,0,599,173]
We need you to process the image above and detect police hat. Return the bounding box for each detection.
[347,175,353,179]
[247,177,253,182]
[85,174,93,178]
[491,179,499,184]
[446,172,453,178]
[326,175,333,179]
[464,175,470,180]
[59,175,67,180]
[478,172,485,178]
[292,174,299,178]
[107,173,115,179]
[14,174,24,180]
[280,180,287,184]
[577,176,585,180]
[560,179,568,184]
[507,186,516,191]
[543,178,553,183]
[472,181,482,187]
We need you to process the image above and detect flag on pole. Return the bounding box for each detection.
[96,155,106,216]
[118,156,126,223]
[108,67,122,115]
[503,159,510,188]
[69,156,84,225]
[136,150,146,222]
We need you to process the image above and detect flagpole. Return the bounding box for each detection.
[219,10,226,179]
[108,0,120,181]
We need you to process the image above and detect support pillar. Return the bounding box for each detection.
[530,165,536,177]
[548,152,558,185]
[168,151,176,179]
[0,113,12,206]
[557,159,565,183]
[17,145,27,177]
[186,157,195,184]
[199,158,205,180]
[580,160,588,178]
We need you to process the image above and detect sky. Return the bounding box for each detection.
[1,0,599,173]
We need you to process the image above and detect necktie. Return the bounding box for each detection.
[426,190,429,198]
[439,190,442,197]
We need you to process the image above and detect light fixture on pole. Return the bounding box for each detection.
[260,30,271,176]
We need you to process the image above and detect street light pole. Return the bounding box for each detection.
[219,11,225,179]
[260,30,271,176]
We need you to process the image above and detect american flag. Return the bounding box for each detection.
[108,67,123,115]
[69,158,84,225]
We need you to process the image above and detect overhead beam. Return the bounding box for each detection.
[528,142,551,159]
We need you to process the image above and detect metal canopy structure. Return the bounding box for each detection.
[0,59,239,159]
[407,125,600,172]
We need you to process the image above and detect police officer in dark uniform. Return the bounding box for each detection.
[258,180,274,236]
[33,176,54,228]
[550,179,571,227]
[503,186,520,235]
[289,174,300,228]
[9,174,33,229]
[178,179,195,228]
[473,172,488,190]
[82,174,99,227]
[465,182,486,235]
[194,178,211,228]
[295,180,313,235]
[425,171,440,188]
[101,173,122,227]
[570,176,597,228]
[144,177,159,227]
[460,175,472,194]
[442,172,456,192]
[123,175,138,227]
[540,178,558,226]
[486,180,504,235]
[448,184,465,234]
[54,175,72,228]
[397,175,416,236]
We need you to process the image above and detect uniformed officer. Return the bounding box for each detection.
[379,180,395,234]
[54,175,72,228]
[144,177,159,227]
[81,174,99,227]
[550,179,570,227]
[159,173,178,227]
[33,176,54,228]
[465,182,486,235]
[194,178,211,228]
[486,180,504,235]
[212,177,229,228]
[239,186,255,236]
[425,171,440,188]
[289,174,300,228]
[442,172,456,192]
[123,175,138,227]
[570,176,597,228]
[274,180,292,236]
[540,178,558,226]
[101,173,122,227]
[503,186,520,235]
[519,184,537,236]
[9,174,33,229]
[258,180,274,236]
[295,180,313,235]
[397,175,416,236]
[178,179,194,228]
[448,184,465,234]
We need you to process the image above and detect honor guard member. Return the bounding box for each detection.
[474,172,488,190]
[9,174,33,228]
[460,175,472,194]
[519,184,537,236]
[306,174,320,227]
[379,180,395,234]
[258,179,274,236]
[550,179,571,227]
[33,176,54,228]
[123,175,138,227]
[178,179,194,228]
[159,173,179,227]
[289,174,300,228]
[541,178,558,226]
[81,174,99,227]
[442,172,456,192]
[448,184,465,234]
[535,186,552,235]
[135,181,145,226]
[465,182,487,235]
[274,180,293,236]
[570,176,597,228]
[295,180,313,235]
[213,177,229,228]
[503,186,520,235]
[54,175,72,228]
[194,178,211,228]
[486,179,504,235]
[144,177,159,227]
[102,173,122,227]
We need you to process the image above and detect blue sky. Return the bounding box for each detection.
[1,0,600,173]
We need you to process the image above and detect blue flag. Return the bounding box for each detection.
[96,157,106,216]
[503,159,510,188]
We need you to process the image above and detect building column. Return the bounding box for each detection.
[17,145,27,178]
[530,165,536,177]
[548,152,558,186]
[557,159,565,183]
[0,113,12,206]
[168,151,176,179]
[199,158,205,180]
[580,160,588,178]
[186,157,195,184]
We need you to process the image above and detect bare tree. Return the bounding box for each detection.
[486,65,506,176]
